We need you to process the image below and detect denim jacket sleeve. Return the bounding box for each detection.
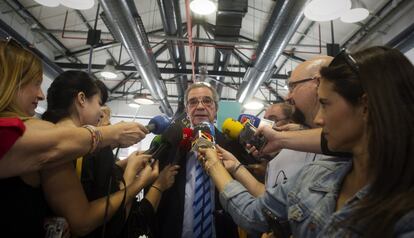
[219,158,353,237]
[219,179,290,234]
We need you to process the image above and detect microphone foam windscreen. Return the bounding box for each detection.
[148,115,171,134]
[222,118,244,140]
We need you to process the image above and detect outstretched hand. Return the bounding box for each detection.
[136,160,159,188]
[216,145,240,173]
[152,164,180,192]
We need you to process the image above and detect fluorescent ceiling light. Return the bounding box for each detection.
[243,101,264,110]
[340,8,369,23]
[60,0,95,10]
[304,0,352,22]
[190,0,217,15]
[34,0,60,7]
[128,103,141,109]
[134,95,155,105]
[100,71,117,79]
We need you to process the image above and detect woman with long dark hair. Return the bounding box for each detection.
[198,46,414,237]
[41,70,178,237]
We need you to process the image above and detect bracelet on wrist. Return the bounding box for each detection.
[151,185,163,193]
[232,163,244,175]
[82,125,98,154]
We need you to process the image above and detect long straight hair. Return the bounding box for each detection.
[320,46,414,237]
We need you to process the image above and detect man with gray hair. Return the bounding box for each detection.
[156,82,252,238]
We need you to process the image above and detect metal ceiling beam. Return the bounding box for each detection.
[99,0,173,116]
[110,73,136,93]
[0,18,63,79]
[4,0,81,64]
[55,62,288,79]
[237,0,309,104]
[275,21,315,75]
[149,34,257,47]
[157,0,188,113]
[54,41,120,60]
[31,28,113,37]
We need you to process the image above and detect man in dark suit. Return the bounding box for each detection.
[155,82,253,238]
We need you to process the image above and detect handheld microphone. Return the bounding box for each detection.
[172,128,193,165]
[191,121,216,151]
[146,115,171,134]
[238,113,274,128]
[144,135,163,155]
[238,114,261,128]
[222,118,267,151]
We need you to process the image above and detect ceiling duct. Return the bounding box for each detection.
[211,0,247,96]
[99,0,173,116]
[237,0,309,104]
[157,0,188,113]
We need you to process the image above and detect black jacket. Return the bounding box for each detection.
[155,127,254,238]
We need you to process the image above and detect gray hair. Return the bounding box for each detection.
[184,82,219,107]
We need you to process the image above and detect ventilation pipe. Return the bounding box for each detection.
[99,0,173,116]
[237,0,309,104]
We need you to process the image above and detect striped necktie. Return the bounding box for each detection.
[193,161,213,238]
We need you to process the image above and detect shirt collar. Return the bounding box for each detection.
[309,158,353,193]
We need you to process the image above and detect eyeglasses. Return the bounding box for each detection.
[287,77,317,92]
[187,96,215,108]
[265,115,289,124]
[330,48,359,74]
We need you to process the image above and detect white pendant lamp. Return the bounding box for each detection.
[59,0,95,10]
[34,0,60,7]
[340,0,369,23]
[304,0,352,22]
[190,0,217,15]
[100,59,117,79]
[340,8,369,23]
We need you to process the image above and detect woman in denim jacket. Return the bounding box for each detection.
[198,46,414,238]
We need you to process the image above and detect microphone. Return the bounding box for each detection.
[146,115,171,134]
[222,118,267,151]
[172,128,193,165]
[144,135,163,155]
[191,121,216,151]
[238,113,274,128]
[238,114,261,128]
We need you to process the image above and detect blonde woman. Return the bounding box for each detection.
[0,37,149,236]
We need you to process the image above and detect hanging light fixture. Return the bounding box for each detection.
[340,0,369,23]
[190,0,217,15]
[133,94,155,105]
[304,0,352,22]
[243,101,264,110]
[59,0,95,10]
[100,59,117,79]
[128,102,141,109]
[34,0,60,7]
